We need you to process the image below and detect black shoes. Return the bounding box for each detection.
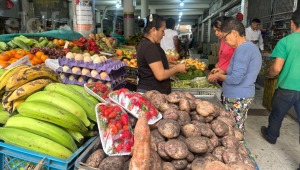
[261,126,276,145]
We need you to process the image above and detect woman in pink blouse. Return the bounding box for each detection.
[212,16,236,86]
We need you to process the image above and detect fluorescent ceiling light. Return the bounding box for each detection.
[138,16,140,19]
[180,2,184,6]
[179,15,181,18]
[179,12,182,16]
[179,19,181,21]
[116,2,120,8]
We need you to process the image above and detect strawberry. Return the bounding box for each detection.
[128,141,134,147]
[93,88,97,93]
[116,122,122,131]
[125,94,134,100]
[112,106,123,114]
[145,112,151,120]
[95,82,102,87]
[131,98,137,105]
[103,129,109,137]
[86,84,91,87]
[150,110,156,118]
[124,142,132,152]
[121,114,128,125]
[108,145,116,154]
[116,143,123,152]
[136,102,141,109]
[146,101,151,108]
[142,105,149,112]
[138,97,146,105]
[119,88,128,94]
[99,86,107,93]
[102,94,107,99]
[98,105,107,114]
[134,93,142,98]
[119,130,131,140]
[104,91,109,95]
[109,125,118,136]
[130,135,134,143]
[108,112,117,118]
[104,108,112,116]
[115,114,121,120]
[108,119,117,126]
[128,104,134,111]
[123,125,129,130]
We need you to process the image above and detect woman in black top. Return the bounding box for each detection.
[136,14,186,94]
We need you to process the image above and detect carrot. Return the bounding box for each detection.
[129,111,151,170]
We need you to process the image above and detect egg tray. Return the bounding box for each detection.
[58,57,128,74]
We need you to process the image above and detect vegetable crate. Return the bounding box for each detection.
[262,78,278,111]
[0,136,98,170]
[124,66,138,79]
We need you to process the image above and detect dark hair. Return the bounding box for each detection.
[138,14,165,35]
[252,18,261,23]
[166,18,175,29]
[220,18,245,36]
[211,16,230,29]
[292,9,300,28]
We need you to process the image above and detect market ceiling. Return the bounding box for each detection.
[95,0,214,25]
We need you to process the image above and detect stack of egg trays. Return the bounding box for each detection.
[58,57,128,74]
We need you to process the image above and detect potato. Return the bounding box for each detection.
[204,153,219,162]
[191,155,218,170]
[162,162,176,170]
[191,120,205,126]
[157,141,172,160]
[196,123,215,138]
[204,161,230,170]
[212,146,225,162]
[99,156,124,170]
[228,126,235,136]
[186,151,195,162]
[186,98,196,110]
[222,148,243,164]
[194,99,202,105]
[196,101,215,117]
[228,162,256,170]
[172,159,188,170]
[122,155,131,162]
[205,115,214,123]
[210,135,219,148]
[217,115,236,127]
[175,91,186,98]
[150,150,163,170]
[151,129,165,150]
[167,92,183,103]
[238,144,248,155]
[151,93,167,109]
[150,140,158,151]
[234,126,244,141]
[206,123,212,130]
[206,137,215,153]
[177,111,191,126]
[186,163,192,170]
[158,119,181,138]
[179,98,190,113]
[168,135,186,143]
[163,94,169,102]
[165,140,189,159]
[181,124,201,138]
[222,136,239,150]
[185,92,196,100]
[163,108,179,120]
[93,139,101,152]
[144,90,160,101]
[211,120,229,137]
[211,104,221,117]
[241,154,256,169]
[160,103,173,113]
[189,110,198,116]
[170,104,179,110]
[185,136,209,154]
[191,115,206,123]
[124,158,131,170]
[86,149,105,168]
[219,109,234,120]
[128,114,137,128]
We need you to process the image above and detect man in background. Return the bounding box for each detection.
[160,18,179,52]
[245,18,265,53]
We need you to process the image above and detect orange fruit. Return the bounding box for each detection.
[0,61,9,68]
[4,51,13,58]
[17,50,26,56]
[24,50,31,55]
[33,57,42,64]
[10,50,17,56]
[35,51,44,58]
[30,60,37,65]
[10,58,18,64]
[53,39,59,44]
[55,43,60,48]
[15,52,25,59]
[27,53,35,60]
[58,39,65,46]
[0,53,10,61]
[41,55,49,63]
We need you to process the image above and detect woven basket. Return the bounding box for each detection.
[208,55,219,65]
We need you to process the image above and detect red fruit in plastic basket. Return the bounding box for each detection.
[134,93,142,98]
[124,142,132,152]
[103,130,109,137]
[116,143,123,152]
[115,115,121,120]
[121,114,128,125]
[102,95,107,99]
[108,112,117,118]
[145,112,151,121]
[146,101,151,108]
[104,108,112,116]
[116,122,122,131]
[112,106,123,114]
[123,125,129,130]
[95,82,102,88]
[128,141,134,147]
[93,88,98,93]
[109,125,119,136]
[120,130,131,140]
[138,97,146,105]
[108,120,117,126]
[131,98,137,105]
[136,102,141,109]
[130,135,134,143]
[98,105,107,114]
[99,87,107,93]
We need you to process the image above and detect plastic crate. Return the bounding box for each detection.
[0,136,98,170]
[262,78,278,111]
[124,66,138,79]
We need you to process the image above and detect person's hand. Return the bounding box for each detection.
[210,68,225,75]
[215,62,219,68]
[176,63,186,73]
[251,40,257,44]
[207,73,220,82]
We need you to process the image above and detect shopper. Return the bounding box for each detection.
[261,10,300,146]
[245,18,265,52]
[184,35,190,56]
[160,18,179,52]
[211,16,236,87]
[207,18,262,146]
[136,14,186,94]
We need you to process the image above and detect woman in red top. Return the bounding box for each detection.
[212,16,236,86]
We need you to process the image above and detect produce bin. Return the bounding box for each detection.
[0,136,98,170]
[124,66,138,79]
[262,78,278,111]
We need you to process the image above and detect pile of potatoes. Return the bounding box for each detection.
[83,90,256,170]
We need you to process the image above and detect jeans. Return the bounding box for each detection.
[266,87,300,143]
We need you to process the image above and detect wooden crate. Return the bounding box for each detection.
[262,78,278,111]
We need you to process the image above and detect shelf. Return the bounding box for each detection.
[275,28,291,30]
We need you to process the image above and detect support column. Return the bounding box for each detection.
[95,11,101,33]
[150,8,156,14]
[219,11,225,16]
[197,16,201,42]
[241,0,248,26]
[141,0,149,19]
[208,18,211,43]
[201,21,205,43]
[124,0,135,39]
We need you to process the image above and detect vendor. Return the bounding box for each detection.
[136,14,186,94]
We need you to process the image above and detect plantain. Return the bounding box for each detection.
[64,128,84,144]
[12,99,26,113]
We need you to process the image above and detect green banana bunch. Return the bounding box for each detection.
[17,101,88,132]
[67,84,98,105]
[7,41,17,49]
[5,116,78,152]
[0,42,8,51]
[12,39,30,50]
[0,127,73,159]
[0,111,10,124]
[64,128,84,144]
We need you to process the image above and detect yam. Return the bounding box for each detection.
[228,162,256,170]
[234,126,244,141]
[150,121,160,130]
[165,140,189,159]
[209,135,219,148]
[181,124,201,138]
[162,162,176,170]
[186,98,196,110]
[194,99,202,105]
[86,149,105,168]
[186,151,195,162]
[129,114,137,128]
[222,148,243,164]
[172,159,188,170]
[99,156,124,170]
[204,161,230,170]
[212,146,225,162]
[150,150,163,170]
[179,98,190,113]
[144,90,160,101]
[191,115,206,123]
[222,136,239,150]
[217,115,236,127]
[185,136,209,154]
[151,94,167,109]
[163,108,179,120]
[177,111,191,126]
[196,101,215,117]
[211,120,229,137]
[150,129,165,150]
[158,119,181,138]
[205,115,214,123]
[184,92,196,100]
[238,144,248,155]
[189,111,198,116]
[157,141,172,160]
[167,92,183,103]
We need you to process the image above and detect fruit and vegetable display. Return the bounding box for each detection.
[122,58,138,68]
[116,47,137,59]
[185,58,206,71]
[86,81,114,103]
[126,33,142,46]
[172,79,218,88]
[165,49,180,60]
[96,103,134,155]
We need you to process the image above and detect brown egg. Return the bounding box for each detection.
[83,53,91,57]
[78,76,84,82]
[100,56,107,62]
[72,67,81,74]
[69,75,75,81]
[87,78,93,83]
[93,57,102,64]
[66,52,75,59]
[91,70,99,77]
[82,68,90,75]
[84,56,93,63]
[60,74,65,79]
[100,72,109,79]
[75,54,84,61]
[62,65,70,72]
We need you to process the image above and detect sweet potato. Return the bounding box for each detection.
[151,94,167,109]
[228,162,256,170]
[150,150,163,170]
[205,115,214,123]
[186,151,195,162]
[185,92,196,100]
[217,115,236,127]
[157,141,172,160]
[162,162,176,170]
[222,136,239,150]
[234,126,244,141]
[150,121,160,130]
[167,92,183,103]
[211,104,221,117]
[181,124,201,138]
[204,161,230,170]
[241,154,256,169]
[238,144,248,155]
[219,109,234,120]
[222,148,243,164]
[212,146,225,162]
[158,119,181,138]
[129,114,138,128]
[144,90,160,101]
[186,98,196,110]
[177,111,191,126]
[165,140,189,159]
[172,159,188,170]
[194,99,202,105]
[179,98,190,113]
[163,108,179,120]
[99,156,124,170]
[185,136,209,154]
[189,110,198,116]
[210,135,219,148]
[191,114,206,123]
[86,149,105,168]
[196,101,215,117]
[129,111,151,170]
[150,129,165,151]
[211,120,229,137]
